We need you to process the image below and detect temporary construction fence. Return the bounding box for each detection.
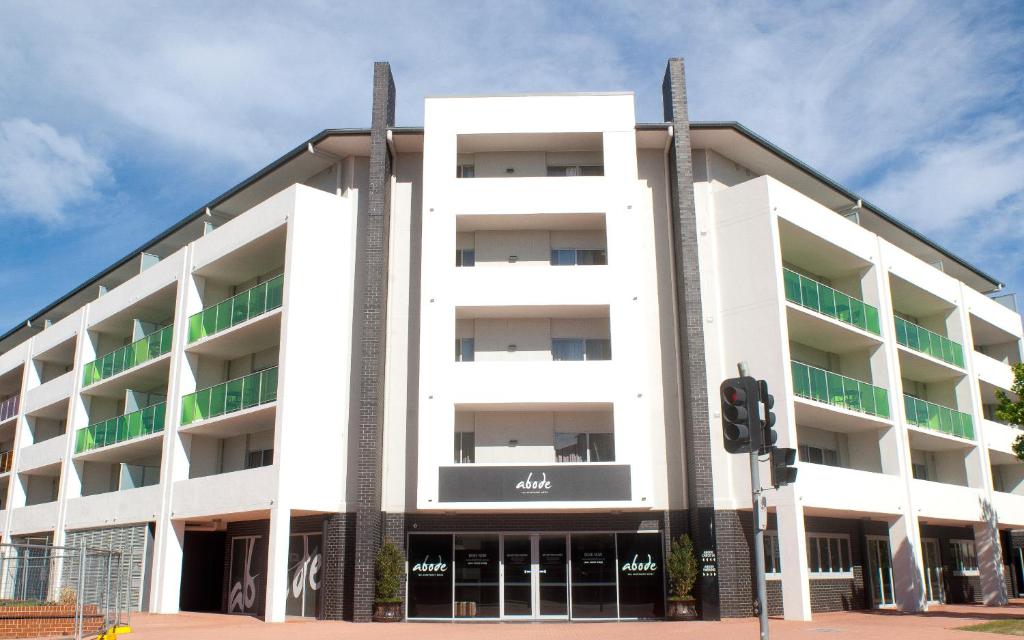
[0,542,132,639]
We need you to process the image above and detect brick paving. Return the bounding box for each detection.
[125,601,1024,639]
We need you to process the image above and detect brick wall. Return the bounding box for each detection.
[322,513,355,621]
[0,604,102,639]
[662,56,719,621]
[352,60,397,623]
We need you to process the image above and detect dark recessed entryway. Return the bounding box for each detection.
[180,530,226,612]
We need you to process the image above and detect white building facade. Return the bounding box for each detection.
[0,59,1020,623]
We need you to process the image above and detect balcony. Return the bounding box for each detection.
[82,325,173,387]
[75,402,166,455]
[791,361,890,419]
[180,367,278,427]
[0,396,17,423]
[894,317,964,369]
[783,269,880,335]
[187,275,283,344]
[903,395,974,440]
[794,464,905,515]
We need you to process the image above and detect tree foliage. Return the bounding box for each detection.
[666,534,698,600]
[995,363,1024,461]
[375,539,404,603]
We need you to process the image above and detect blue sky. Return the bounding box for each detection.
[1,1,1022,331]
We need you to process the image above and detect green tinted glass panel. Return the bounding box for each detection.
[134,339,149,366]
[800,277,819,312]
[784,270,802,303]
[209,383,227,417]
[849,299,866,330]
[127,412,142,438]
[202,307,218,337]
[231,291,250,326]
[860,382,876,415]
[939,407,952,433]
[249,283,268,318]
[834,292,851,323]
[963,414,974,439]
[153,403,166,431]
[160,325,173,353]
[906,324,921,350]
[845,381,862,412]
[215,300,232,333]
[241,374,259,409]
[810,367,829,403]
[952,342,965,368]
[225,378,244,413]
[195,389,211,422]
[115,416,129,443]
[141,405,156,434]
[792,362,811,398]
[260,368,278,403]
[122,346,136,371]
[819,286,837,318]
[874,388,890,419]
[181,394,197,426]
[895,318,908,346]
[929,333,943,359]
[904,395,918,424]
[267,276,284,310]
[865,305,881,335]
[826,372,845,407]
[188,313,204,343]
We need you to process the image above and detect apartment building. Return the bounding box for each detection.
[0,59,1020,623]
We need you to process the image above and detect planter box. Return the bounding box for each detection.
[0,603,104,638]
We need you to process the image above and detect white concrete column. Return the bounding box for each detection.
[263,505,291,622]
[889,514,926,611]
[975,520,1008,605]
[775,492,811,620]
[150,519,185,613]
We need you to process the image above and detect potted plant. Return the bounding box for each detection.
[372,539,405,622]
[666,533,699,620]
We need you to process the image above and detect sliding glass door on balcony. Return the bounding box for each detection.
[783,269,881,335]
[903,395,974,440]
[894,317,964,368]
[82,326,173,387]
[791,361,890,418]
[187,275,283,343]
[75,402,166,454]
[180,367,278,426]
[0,396,17,422]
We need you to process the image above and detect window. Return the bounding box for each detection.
[806,534,852,576]
[454,432,475,463]
[554,432,614,462]
[456,164,475,178]
[455,338,475,362]
[912,463,929,480]
[798,444,840,467]
[546,165,603,177]
[764,532,782,576]
[455,249,475,267]
[550,248,607,266]
[246,448,274,469]
[949,540,978,574]
[552,338,611,361]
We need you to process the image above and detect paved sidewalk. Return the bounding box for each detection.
[125,602,1024,639]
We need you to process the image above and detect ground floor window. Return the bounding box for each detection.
[949,539,979,574]
[407,531,663,620]
[806,534,852,576]
[285,533,321,617]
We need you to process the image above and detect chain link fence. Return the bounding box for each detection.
[0,542,132,639]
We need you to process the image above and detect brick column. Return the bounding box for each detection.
[662,57,723,620]
[351,61,397,622]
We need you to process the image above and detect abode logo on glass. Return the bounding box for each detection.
[621,553,658,576]
[410,556,448,577]
[514,471,552,495]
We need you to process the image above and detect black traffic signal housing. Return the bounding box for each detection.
[758,379,776,455]
[720,377,761,454]
[770,446,798,487]
[758,378,797,487]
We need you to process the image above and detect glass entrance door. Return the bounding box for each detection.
[866,536,896,607]
[538,535,569,617]
[502,536,533,617]
[923,538,944,603]
[500,534,569,619]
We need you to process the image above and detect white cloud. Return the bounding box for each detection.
[0,118,111,223]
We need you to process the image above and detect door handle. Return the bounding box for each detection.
[537,569,547,574]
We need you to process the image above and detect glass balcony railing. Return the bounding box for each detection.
[0,396,17,422]
[187,275,284,343]
[75,402,166,454]
[783,269,881,335]
[180,367,278,426]
[82,325,173,387]
[893,317,964,368]
[0,450,11,474]
[791,360,890,419]
[903,395,974,440]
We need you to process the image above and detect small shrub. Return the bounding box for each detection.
[58,587,77,606]
[375,539,404,603]
[667,534,698,601]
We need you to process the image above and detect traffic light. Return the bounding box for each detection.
[720,377,760,454]
[770,446,798,487]
[758,379,776,455]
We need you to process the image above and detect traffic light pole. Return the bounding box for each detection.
[739,362,770,640]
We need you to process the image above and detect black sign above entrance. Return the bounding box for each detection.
[438,464,631,502]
